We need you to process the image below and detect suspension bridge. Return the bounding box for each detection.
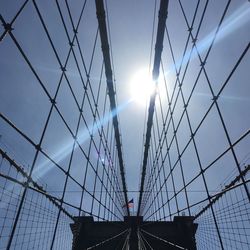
[0,0,249,249]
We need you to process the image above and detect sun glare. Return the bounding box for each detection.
[130,69,154,105]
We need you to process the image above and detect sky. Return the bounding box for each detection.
[0,1,250,248]
[0,0,250,248]
[100,0,250,197]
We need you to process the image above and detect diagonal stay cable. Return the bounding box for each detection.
[137,0,169,216]
[140,228,188,250]
[144,128,250,221]
[1,4,126,220]
[141,40,250,220]
[142,177,249,225]
[178,0,250,202]
[140,0,203,211]
[138,228,154,249]
[0,0,29,41]
[0,148,124,223]
[194,164,250,220]
[0,112,123,221]
[95,0,129,216]
[56,0,126,214]
[140,0,206,215]
[86,228,129,249]
[0,149,75,220]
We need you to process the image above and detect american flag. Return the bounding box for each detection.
[123,199,134,208]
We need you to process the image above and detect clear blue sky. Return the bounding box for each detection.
[0,0,249,219]
[0,1,250,249]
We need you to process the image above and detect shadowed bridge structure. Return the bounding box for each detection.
[0,0,249,249]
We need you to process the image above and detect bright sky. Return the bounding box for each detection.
[0,0,249,219]
[0,1,250,249]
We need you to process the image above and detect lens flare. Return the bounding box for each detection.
[130,69,154,105]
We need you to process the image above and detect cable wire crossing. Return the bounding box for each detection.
[95,0,130,216]
[137,0,169,217]
[0,0,249,249]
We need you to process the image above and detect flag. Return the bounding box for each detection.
[123,199,134,208]
[127,199,134,208]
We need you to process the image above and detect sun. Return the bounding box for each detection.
[130,68,154,105]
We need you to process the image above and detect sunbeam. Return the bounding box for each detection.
[164,2,250,76]
[32,99,132,180]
